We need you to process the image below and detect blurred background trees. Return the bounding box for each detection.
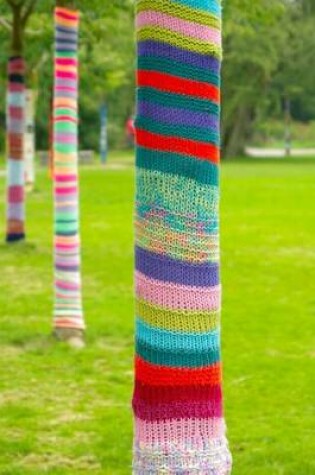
[0,0,314,156]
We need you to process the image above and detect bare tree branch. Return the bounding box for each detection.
[21,0,37,26]
[0,16,12,30]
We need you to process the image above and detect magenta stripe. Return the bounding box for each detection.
[55,174,77,182]
[55,186,77,194]
[136,10,221,45]
[8,186,23,203]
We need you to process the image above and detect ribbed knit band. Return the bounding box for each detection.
[53,7,85,330]
[6,56,26,242]
[133,0,232,473]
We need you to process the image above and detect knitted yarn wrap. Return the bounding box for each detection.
[133,0,232,473]
[53,8,84,330]
[6,56,26,242]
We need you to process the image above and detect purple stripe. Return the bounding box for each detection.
[138,40,220,72]
[138,100,218,130]
[135,247,219,287]
[133,400,222,421]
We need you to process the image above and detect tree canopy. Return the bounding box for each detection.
[0,0,314,155]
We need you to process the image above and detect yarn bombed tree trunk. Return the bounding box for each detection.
[24,88,36,192]
[132,0,232,473]
[52,6,85,345]
[6,56,26,242]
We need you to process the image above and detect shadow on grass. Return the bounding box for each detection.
[0,241,38,254]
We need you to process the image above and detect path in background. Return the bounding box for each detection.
[246,146,315,158]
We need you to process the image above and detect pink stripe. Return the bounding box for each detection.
[55,86,76,92]
[9,107,23,119]
[55,174,77,182]
[55,186,77,194]
[55,133,76,144]
[8,186,24,203]
[136,10,221,45]
[56,280,80,290]
[56,58,78,66]
[56,71,77,80]
[135,417,226,445]
[135,271,221,311]
[9,84,24,92]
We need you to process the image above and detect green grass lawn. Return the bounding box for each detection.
[0,154,314,474]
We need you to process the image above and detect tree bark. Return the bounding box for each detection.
[133,0,232,472]
[52,3,85,346]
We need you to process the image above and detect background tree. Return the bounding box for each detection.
[4,0,38,241]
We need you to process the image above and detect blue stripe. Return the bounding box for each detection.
[136,318,220,351]
[173,0,221,15]
[136,246,219,287]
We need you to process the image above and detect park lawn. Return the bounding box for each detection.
[0,154,314,475]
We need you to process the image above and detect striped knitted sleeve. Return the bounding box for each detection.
[132,0,232,473]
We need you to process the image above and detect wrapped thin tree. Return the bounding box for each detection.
[5,0,37,242]
[132,0,232,472]
[53,1,85,345]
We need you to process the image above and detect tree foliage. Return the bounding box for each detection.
[0,0,314,154]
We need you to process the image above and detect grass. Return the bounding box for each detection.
[0,153,314,474]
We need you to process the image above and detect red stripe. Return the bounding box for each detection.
[137,70,220,103]
[134,380,222,403]
[136,128,220,163]
[135,356,222,386]
[56,8,79,22]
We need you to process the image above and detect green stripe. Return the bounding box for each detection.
[138,56,220,86]
[136,116,220,145]
[136,147,219,185]
[55,51,76,58]
[136,299,220,332]
[137,167,219,218]
[55,122,77,133]
[137,0,220,29]
[55,222,78,233]
[55,144,76,153]
[138,87,219,115]
[137,26,221,59]
[55,108,77,118]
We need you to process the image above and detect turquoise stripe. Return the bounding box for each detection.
[138,56,220,86]
[137,343,220,368]
[136,116,220,145]
[136,147,219,186]
[55,211,78,220]
[136,318,220,351]
[138,87,219,115]
[173,0,221,16]
[55,222,78,233]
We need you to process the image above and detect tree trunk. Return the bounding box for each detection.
[24,88,36,190]
[223,105,251,158]
[52,3,85,345]
[133,0,232,472]
[6,6,26,242]
[100,102,108,164]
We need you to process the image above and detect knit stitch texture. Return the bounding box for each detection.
[53,7,84,330]
[133,0,232,473]
[6,56,26,242]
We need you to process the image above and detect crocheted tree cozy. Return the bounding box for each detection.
[53,7,85,333]
[6,56,26,242]
[132,0,232,473]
